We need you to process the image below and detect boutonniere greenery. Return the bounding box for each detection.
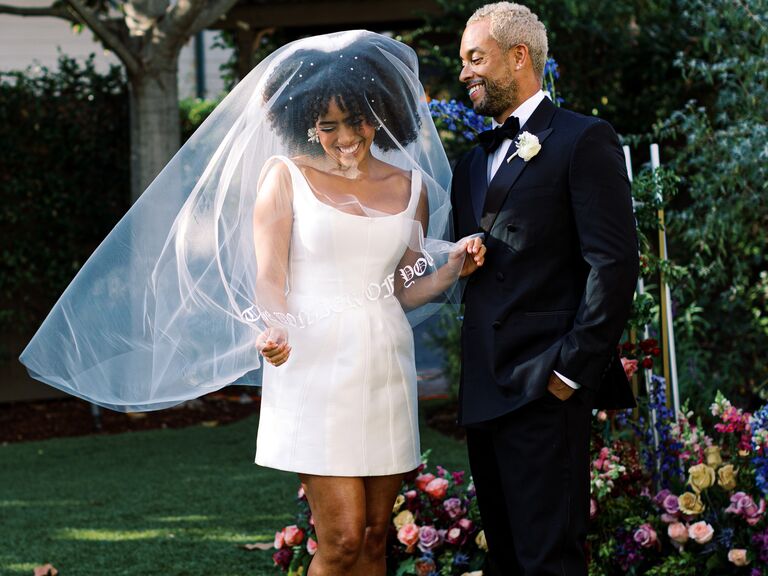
[506,131,541,163]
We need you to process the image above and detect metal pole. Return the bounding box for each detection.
[624,145,660,454]
[650,144,681,418]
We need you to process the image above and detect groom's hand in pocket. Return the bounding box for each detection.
[547,373,575,401]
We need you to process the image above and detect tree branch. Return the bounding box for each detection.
[186,0,238,36]
[0,2,76,22]
[64,0,141,76]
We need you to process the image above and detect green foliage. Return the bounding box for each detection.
[650,0,768,406]
[179,96,220,142]
[0,55,129,335]
[402,0,693,134]
[426,309,463,400]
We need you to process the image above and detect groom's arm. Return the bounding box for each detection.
[554,119,639,390]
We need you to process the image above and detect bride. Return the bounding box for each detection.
[20,31,484,575]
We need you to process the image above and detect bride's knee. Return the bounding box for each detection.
[361,523,389,558]
[322,529,365,567]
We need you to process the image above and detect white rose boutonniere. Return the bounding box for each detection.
[506,131,541,163]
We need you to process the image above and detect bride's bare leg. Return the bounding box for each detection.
[353,473,406,576]
[300,474,366,575]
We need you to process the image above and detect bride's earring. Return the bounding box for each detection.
[307,127,319,143]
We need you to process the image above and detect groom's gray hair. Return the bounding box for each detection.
[467,2,549,79]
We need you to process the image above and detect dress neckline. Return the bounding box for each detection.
[278,156,420,220]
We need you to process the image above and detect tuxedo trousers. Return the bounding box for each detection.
[466,387,594,576]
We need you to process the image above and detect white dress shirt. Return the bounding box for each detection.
[486,89,581,391]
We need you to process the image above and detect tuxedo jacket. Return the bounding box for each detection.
[452,97,639,426]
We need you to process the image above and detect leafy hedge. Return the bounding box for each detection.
[0,55,129,337]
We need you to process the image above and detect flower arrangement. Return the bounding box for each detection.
[589,380,768,575]
[388,461,486,575]
[271,486,315,575]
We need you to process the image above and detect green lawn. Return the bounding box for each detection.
[0,408,468,575]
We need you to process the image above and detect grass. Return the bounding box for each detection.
[0,406,468,575]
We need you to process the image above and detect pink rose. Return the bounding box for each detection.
[590,498,598,520]
[283,525,305,547]
[418,525,442,552]
[297,486,306,500]
[404,489,418,500]
[443,497,465,519]
[272,548,293,569]
[633,523,658,548]
[727,549,749,566]
[667,522,688,544]
[424,477,450,500]
[688,520,714,544]
[397,522,420,548]
[597,410,608,422]
[660,513,679,524]
[274,530,285,549]
[415,473,436,492]
[457,518,475,533]
[306,537,318,556]
[621,357,639,379]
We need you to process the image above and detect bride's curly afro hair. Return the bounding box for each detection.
[262,36,422,155]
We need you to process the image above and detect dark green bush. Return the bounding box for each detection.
[0,55,129,333]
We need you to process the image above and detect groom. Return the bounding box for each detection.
[451,2,638,574]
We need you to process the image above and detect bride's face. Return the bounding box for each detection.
[315,98,376,169]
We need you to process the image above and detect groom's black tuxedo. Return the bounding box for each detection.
[452,96,638,575]
[452,96,638,426]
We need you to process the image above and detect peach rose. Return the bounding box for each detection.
[306,537,318,556]
[667,522,688,544]
[728,549,749,566]
[283,525,305,547]
[393,510,415,530]
[621,357,639,379]
[678,492,705,515]
[718,464,738,491]
[397,522,420,548]
[274,530,285,549]
[688,463,716,493]
[415,473,436,492]
[688,521,714,544]
[424,477,450,500]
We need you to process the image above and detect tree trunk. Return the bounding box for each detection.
[129,60,181,202]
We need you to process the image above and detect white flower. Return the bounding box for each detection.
[506,131,541,163]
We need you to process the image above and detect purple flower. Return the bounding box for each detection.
[633,523,658,548]
[653,488,671,507]
[662,494,680,515]
[418,525,442,552]
[443,497,465,519]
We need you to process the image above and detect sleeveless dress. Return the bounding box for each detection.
[255,156,422,476]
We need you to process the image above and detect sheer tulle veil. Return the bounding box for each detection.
[19,30,461,412]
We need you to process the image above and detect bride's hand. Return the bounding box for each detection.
[256,326,291,367]
[448,235,486,278]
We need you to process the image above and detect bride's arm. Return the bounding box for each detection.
[394,184,485,311]
[252,161,293,366]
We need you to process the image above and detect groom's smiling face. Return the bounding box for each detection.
[459,19,517,123]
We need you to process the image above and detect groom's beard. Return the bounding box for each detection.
[474,73,518,119]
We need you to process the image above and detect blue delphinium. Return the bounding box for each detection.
[428,99,490,141]
[751,404,768,496]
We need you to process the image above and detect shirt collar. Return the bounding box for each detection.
[492,89,548,130]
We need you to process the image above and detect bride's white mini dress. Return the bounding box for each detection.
[255,156,421,476]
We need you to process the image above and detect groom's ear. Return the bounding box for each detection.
[508,43,530,72]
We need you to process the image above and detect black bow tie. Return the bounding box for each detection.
[478,115,520,153]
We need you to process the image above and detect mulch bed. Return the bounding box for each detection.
[1,388,465,444]
[0,388,261,444]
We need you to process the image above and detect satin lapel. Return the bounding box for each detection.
[469,147,488,226]
[480,98,557,232]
